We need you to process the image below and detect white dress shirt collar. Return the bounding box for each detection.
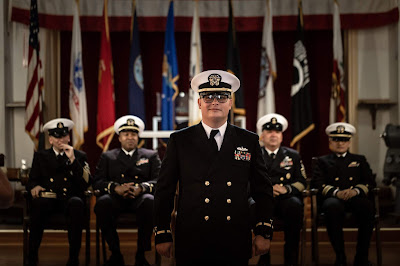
[264,147,279,156]
[53,147,64,156]
[336,152,347,158]
[201,121,227,139]
[122,148,136,157]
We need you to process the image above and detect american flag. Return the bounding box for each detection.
[25,0,44,149]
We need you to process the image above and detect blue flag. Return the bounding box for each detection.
[128,6,146,123]
[161,1,179,130]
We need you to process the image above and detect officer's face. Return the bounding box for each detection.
[198,93,232,125]
[49,134,70,152]
[329,138,351,154]
[261,130,283,150]
[119,131,139,151]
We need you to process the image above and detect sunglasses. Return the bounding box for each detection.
[331,137,350,142]
[200,93,231,103]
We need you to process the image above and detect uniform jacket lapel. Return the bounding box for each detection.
[117,149,131,167]
[192,124,215,176]
[206,123,236,176]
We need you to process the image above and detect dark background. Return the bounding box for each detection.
[60,29,333,175]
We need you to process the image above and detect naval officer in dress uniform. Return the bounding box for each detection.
[94,115,161,266]
[311,122,375,266]
[256,113,307,266]
[154,70,274,265]
[26,118,91,266]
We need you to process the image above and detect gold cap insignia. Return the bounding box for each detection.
[209,74,221,86]
[337,125,345,133]
[57,122,64,128]
[271,117,277,124]
[127,119,135,126]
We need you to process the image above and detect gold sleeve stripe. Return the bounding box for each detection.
[300,161,307,179]
[291,182,305,192]
[107,182,112,194]
[82,162,90,183]
[256,222,272,228]
[155,229,171,235]
[322,185,335,196]
[355,184,369,194]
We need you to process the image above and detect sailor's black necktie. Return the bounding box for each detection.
[270,153,276,160]
[210,129,219,152]
[57,154,64,163]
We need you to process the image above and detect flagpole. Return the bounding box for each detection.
[131,0,136,41]
[298,0,303,27]
[229,0,236,123]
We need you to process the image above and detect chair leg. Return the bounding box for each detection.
[101,229,107,263]
[266,251,272,266]
[96,220,100,266]
[375,221,382,266]
[300,197,307,266]
[23,218,29,266]
[311,195,319,266]
[85,226,90,266]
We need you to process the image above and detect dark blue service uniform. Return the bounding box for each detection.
[260,146,307,265]
[154,123,274,265]
[26,148,91,265]
[312,152,375,265]
[93,148,161,258]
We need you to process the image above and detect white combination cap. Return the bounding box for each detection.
[257,113,288,132]
[191,70,240,94]
[114,115,145,135]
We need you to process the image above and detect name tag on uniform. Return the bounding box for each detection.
[234,146,251,162]
[136,158,149,166]
[348,161,360,167]
[280,156,293,170]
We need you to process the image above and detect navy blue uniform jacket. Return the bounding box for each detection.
[27,148,91,199]
[312,152,374,200]
[154,123,274,260]
[93,148,161,195]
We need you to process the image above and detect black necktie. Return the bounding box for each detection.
[270,153,275,160]
[210,129,219,152]
[57,154,64,163]
[126,153,132,159]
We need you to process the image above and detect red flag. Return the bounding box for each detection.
[25,0,44,149]
[330,0,346,123]
[96,0,115,151]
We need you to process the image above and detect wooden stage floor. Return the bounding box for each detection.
[0,229,399,266]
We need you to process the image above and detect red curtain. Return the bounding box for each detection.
[60,29,333,174]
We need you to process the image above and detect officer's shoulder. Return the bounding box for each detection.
[74,149,87,157]
[281,146,299,155]
[137,147,158,156]
[318,154,334,162]
[348,152,367,161]
[231,125,258,139]
[35,148,51,156]
[102,148,120,158]
[170,124,198,138]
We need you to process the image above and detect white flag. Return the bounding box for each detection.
[188,0,203,126]
[69,0,88,149]
[257,0,276,134]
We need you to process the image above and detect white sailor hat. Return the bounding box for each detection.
[114,115,145,135]
[191,70,240,94]
[257,113,288,132]
[43,118,74,138]
[325,122,356,139]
